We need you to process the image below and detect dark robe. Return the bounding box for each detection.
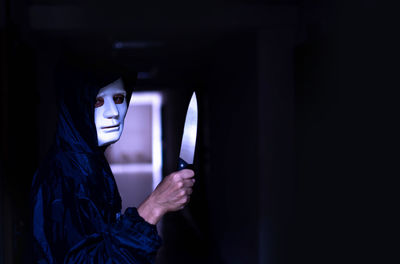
[31,65,161,263]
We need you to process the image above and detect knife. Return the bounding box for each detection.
[178,92,198,171]
[177,92,201,236]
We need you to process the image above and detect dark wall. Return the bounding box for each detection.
[293,2,398,263]
[204,33,260,264]
[0,24,39,264]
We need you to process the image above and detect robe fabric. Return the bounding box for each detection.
[31,64,162,264]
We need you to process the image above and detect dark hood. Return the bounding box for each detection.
[32,58,136,216]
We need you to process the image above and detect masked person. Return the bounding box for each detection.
[31,60,195,263]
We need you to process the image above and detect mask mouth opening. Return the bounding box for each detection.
[102,124,120,129]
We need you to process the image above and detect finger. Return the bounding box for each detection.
[182,179,194,188]
[178,169,195,179]
[178,195,190,205]
[185,188,193,195]
[175,188,192,200]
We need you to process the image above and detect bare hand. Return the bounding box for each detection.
[138,169,195,224]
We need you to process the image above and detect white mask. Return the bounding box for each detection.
[94,78,128,147]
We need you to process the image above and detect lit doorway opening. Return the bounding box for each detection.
[105,92,163,212]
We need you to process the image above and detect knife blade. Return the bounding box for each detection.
[178,92,198,170]
[176,92,201,236]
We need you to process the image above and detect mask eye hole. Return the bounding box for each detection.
[95,97,104,108]
[113,94,125,104]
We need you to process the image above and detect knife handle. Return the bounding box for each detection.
[178,157,194,171]
[177,158,201,236]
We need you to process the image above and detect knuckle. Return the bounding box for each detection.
[167,173,175,180]
[173,174,181,182]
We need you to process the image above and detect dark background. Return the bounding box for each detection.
[0,0,397,263]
